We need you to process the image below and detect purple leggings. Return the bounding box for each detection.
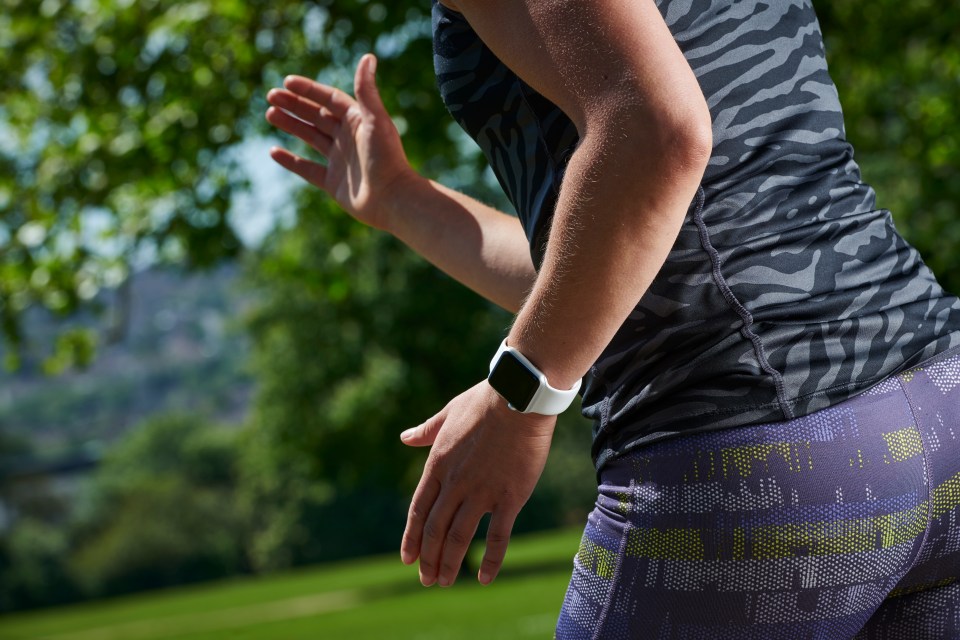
[557,348,960,639]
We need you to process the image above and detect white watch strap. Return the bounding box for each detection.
[488,339,582,415]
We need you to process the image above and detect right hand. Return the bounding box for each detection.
[265,54,413,230]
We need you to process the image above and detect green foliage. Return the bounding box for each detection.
[0,428,31,458]
[1,0,258,346]
[70,414,246,597]
[226,0,523,569]
[527,405,598,529]
[0,442,81,611]
[0,0,465,357]
[818,1,960,293]
[71,475,245,597]
[2,0,957,612]
[239,191,597,567]
[1,0,954,346]
[0,518,79,612]
[93,413,237,488]
[247,209,509,485]
[40,327,97,374]
[240,193,512,568]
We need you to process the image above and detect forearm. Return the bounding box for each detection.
[381,173,536,313]
[508,118,711,389]
[434,0,713,390]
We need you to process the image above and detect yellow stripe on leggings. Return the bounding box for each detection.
[616,472,960,563]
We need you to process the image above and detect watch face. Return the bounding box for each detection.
[488,351,540,411]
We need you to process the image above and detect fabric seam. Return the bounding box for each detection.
[591,480,636,640]
[892,371,935,577]
[598,343,960,471]
[613,342,960,432]
[691,190,793,421]
[591,499,633,640]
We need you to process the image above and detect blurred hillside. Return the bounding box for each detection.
[0,267,252,463]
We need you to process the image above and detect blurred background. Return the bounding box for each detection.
[0,0,957,637]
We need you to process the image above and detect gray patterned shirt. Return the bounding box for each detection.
[431,0,960,467]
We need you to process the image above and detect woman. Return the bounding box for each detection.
[266,0,960,636]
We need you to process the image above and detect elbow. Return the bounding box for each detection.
[650,96,713,179]
[644,69,714,175]
[583,90,713,181]
[678,107,712,168]
[673,105,713,177]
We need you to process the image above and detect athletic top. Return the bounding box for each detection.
[431,0,960,467]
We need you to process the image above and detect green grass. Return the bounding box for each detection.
[0,527,582,640]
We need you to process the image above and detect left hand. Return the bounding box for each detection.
[265,54,414,231]
[400,381,556,587]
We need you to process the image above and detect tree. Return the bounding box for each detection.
[0,0,473,365]
[1,0,956,586]
[3,0,956,364]
[239,192,513,569]
[70,414,246,597]
[2,0,518,580]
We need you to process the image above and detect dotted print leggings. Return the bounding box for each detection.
[556,348,960,639]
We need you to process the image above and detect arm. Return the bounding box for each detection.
[265,55,536,312]
[399,0,711,586]
[384,176,536,314]
[450,0,713,389]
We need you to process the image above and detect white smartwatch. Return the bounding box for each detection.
[487,339,581,415]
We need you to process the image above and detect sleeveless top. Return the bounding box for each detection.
[431,0,960,468]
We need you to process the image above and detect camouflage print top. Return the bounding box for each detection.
[431,0,960,468]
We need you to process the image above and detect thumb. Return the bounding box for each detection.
[400,411,445,447]
[354,53,389,119]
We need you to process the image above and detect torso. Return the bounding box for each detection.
[431,0,960,467]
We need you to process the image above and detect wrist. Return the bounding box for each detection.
[483,381,558,430]
[373,168,428,235]
[487,338,581,415]
[505,331,585,392]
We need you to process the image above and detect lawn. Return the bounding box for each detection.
[0,527,582,639]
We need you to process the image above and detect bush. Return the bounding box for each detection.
[0,518,79,612]
[69,414,247,598]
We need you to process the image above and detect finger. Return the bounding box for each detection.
[265,107,333,155]
[479,508,518,585]
[354,53,390,120]
[266,89,339,138]
[283,75,355,118]
[400,410,445,447]
[417,494,461,587]
[269,146,327,188]
[437,502,483,587]
[401,473,441,566]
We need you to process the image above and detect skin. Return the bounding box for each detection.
[265,56,535,313]
[266,0,711,588]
